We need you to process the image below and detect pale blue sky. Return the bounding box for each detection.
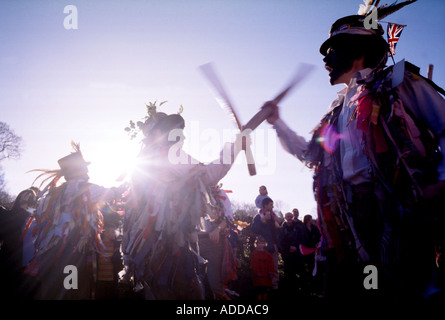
[1,0,444,216]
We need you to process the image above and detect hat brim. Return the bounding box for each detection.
[320,37,335,56]
[320,32,388,56]
[320,33,360,56]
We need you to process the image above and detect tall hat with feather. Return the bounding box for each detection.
[57,141,90,180]
[319,0,417,56]
[30,141,91,192]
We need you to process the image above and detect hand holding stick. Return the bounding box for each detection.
[200,62,314,175]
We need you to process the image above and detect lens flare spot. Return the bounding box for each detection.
[317,123,342,154]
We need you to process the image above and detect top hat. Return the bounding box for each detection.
[319,15,386,56]
[57,151,90,180]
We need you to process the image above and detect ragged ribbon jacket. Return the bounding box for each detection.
[273,61,445,265]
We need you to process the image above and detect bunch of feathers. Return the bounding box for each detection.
[357,0,417,18]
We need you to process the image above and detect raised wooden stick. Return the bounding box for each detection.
[244,63,315,131]
[200,63,257,175]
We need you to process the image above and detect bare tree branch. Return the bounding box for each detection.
[0,121,23,161]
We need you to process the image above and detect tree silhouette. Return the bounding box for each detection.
[0,121,23,161]
[0,121,23,207]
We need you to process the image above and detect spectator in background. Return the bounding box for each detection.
[303,215,321,249]
[279,212,304,295]
[255,185,270,209]
[302,214,322,296]
[0,188,39,299]
[292,208,305,231]
[251,197,280,291]
[250,235,274,300]
[96,222,123,300]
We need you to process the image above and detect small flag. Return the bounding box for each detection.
[387,23,405,55]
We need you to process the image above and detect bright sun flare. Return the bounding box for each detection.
[85,140,141,188]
